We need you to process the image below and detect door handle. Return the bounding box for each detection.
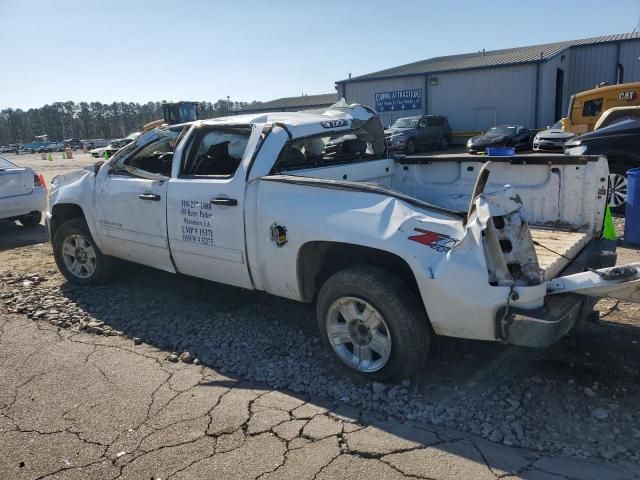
[139,193,161,201]
[210,197,237,206]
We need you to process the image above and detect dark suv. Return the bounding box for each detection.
[384,115,452,154]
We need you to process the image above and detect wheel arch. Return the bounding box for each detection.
[604,152,639,173]
[297,241,426,310]
[50,203,86,240]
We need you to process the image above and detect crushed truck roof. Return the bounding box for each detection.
[199,101,375,130]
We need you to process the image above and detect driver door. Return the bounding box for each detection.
[94,129,179,272]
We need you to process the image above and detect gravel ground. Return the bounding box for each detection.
[0,214,638,464]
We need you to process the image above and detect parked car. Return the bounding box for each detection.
[532,121,576,151]
[46,105,640,381]
[0,156,47,227]
[64,138,83,150]
[385,115,452,154]
[565,117,640,212]
[467,125,532,154]
[91,135,140,158]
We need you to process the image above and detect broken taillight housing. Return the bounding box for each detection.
[34,173,47,192]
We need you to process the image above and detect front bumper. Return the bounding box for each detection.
[386,137,407,150]
[496,238,617,348]
[532,139,565,151]
[467,146,491,154]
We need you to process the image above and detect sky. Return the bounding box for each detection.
[1,0,640,109]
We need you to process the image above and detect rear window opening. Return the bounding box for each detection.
[272,117,386,173]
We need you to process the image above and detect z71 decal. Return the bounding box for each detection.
[408,228,457,253]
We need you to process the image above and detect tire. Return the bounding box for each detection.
[608,167,630,215]
[18,211,42,227]
[404,138,417,155]
[316,265,430,382]
[53,217,116,285]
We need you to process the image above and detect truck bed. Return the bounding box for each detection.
[530,229,591,280]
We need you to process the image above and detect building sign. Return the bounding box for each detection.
[375,89,422,112]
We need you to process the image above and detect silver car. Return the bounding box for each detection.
[0,156,47,226]
[532,120,576,152]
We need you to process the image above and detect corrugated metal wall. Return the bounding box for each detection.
[428,65,536,131]
[618,39,640,82]
[566,43,618,93]
[344,76,425,127]
[539,54,569,127]
[342,39,640,131]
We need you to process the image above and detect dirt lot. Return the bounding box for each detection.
[1,153,639,478]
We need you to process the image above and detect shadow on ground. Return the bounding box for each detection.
[0,220,47,251]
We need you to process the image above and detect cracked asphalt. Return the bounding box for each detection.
[2,313,639,480]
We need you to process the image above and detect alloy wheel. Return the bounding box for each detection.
[62,234,97,279]
[326,297,392,373]
[608,173,628,208]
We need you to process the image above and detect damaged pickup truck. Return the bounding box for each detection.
[46,102,640,381]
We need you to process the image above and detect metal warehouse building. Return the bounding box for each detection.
[336,32,640,131]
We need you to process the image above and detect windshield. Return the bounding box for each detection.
[390,118,418,128]
[486,126,517,136]
[551,120,563,129]
[109,129,166,163]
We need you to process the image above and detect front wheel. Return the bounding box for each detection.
[316,265,430,382]
[404,139,417,155]
[608,172,628,214]
[53,218,116,285]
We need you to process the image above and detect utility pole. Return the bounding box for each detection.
[227,96,231,114]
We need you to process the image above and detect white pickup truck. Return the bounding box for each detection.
[47,103,640,381]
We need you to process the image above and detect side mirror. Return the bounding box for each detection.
[546,125,551,129]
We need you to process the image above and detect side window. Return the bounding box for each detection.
[417,119,427,128]
[582,98,603,117]
[120,129,181,176]
[181,127,251,177]
[427,116,445,127]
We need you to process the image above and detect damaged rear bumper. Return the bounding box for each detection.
[497,294,588,348]
[496,238,618,348]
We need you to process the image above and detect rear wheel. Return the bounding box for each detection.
[316,265,430,382]
[18,211,42,227]
[53,218,116,285]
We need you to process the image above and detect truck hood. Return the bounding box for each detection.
[468,134,508,146]
[385,127,416,137]
[51,165,98,190]
[536,129,575,140]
